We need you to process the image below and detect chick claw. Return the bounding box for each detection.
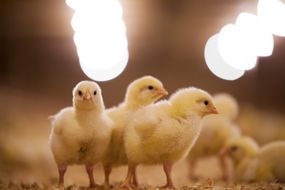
[159,183,176,189]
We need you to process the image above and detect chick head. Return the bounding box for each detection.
[170,87,218,118]
[221,136,259,165]
[213,93,239,120]
[72,81,105,111]
[125,76,168,108]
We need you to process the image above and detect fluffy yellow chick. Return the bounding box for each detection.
[213,93,239,120]
[187,93,240,180]
[103,76,168,187]
[49,81,112,188]
[221,136,285,183]
[121,87,218,189]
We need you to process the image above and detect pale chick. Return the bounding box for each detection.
[121,87,218,189]
[187,93,240,181]
[214,93,239,121]
[49,81,112,188]
[221,136,285,183]
[103,76,168,187]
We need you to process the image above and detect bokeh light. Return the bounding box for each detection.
[204,34,245,81]
[236,13,274,57]
[218,24,257,71]
[258,0,285,37]
[66,0,129,81]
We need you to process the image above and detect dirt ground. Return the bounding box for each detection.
[0,88,285,190]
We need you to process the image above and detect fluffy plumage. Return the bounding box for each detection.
[121,87,218,188]
[187,93,240,180]
[49,81,112,188]
[213,93,239,120]
[221,136,285,183]
[102,76,168,186]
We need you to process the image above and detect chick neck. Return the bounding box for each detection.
[170,103,201,119]
[124,96,149,110]
[232,148,258,167]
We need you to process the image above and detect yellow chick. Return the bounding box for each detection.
[103,76,168,187]
[221,136,285,183]
[49,81,112,188]
[187,93,240,181]
[121,87,218,189]
[213,93,239,120]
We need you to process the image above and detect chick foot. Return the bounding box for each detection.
[160,163,175,189]
[86,165,100,189]
[121,164,137,189]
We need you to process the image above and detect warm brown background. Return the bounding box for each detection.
[1,0,285,113]
[1,0,285,187]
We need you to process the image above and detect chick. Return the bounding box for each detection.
[121,87,218,189]
[187,93,240,181]
[213,93,239,121]
[221,136,285,182]
[49,81,112,188]
[103,76,168,187]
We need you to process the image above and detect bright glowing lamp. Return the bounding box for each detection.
[65,0,82,10]
[236,13,274,57]
[218,24,257,71]
[66,0,129,81]
[204,34,245,80]
[258,0,285,37]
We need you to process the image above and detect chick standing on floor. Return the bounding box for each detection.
[221,136,285,183]
[49,81,112,188]
[122,87,218,189]
[187,93,240,181]
[103,76,168,187]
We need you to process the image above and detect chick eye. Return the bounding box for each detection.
[94,90,97,95]
[230,146,238,152]
[148,85,154,90]
[78,90,83,96]
[204,100,209,106]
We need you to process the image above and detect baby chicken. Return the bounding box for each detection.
[213,93,239,120]
[187,93,240,181]
[49,81,112,188]
[103,76,168,187]
[121,87,218,189]
[221,136,285,182]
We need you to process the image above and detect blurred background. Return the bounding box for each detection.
[1,0,285,187]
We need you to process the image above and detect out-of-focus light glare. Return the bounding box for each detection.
[65,0,82,10]
[66,0,129,81]
[258,0,285,37]
[204,34,245,81]
[79,49,129,82]
[236,13,274,57]
[218,24,257,71]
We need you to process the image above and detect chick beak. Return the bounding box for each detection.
[157,88,168,97]
[83,90,92,101]
[208,105,218,114]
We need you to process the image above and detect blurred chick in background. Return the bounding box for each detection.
[187,93,240,181]
[221,136,285,183]
[49,81,112,188]
[122,87,218,189]
[238,106,285,145]
[103,76,168,187]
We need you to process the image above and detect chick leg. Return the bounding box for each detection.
[58,164,67,188]
[188,159,198,181]
[131,168,139,187]
[219,154,228,181]
[103,164,112,187]
[160,163,175,189]
[121,163,137,189]
[86,164,97,188]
